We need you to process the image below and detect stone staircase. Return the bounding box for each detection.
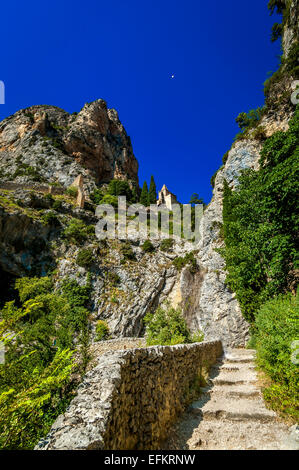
[165,349,298,450]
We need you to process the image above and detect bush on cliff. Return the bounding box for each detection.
[142,240,155,253]
[144,303,204,346]
[95,320,110,341]
[76,248,94,268]
[220,108,299,321]
[251,290,299,421]
[63,218,94,245]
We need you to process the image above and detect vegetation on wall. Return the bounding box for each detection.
[144,303,204,346]
[220,107,299,322]
[220,107,299,419]
[0,274,92,448]
[250,291,299,421]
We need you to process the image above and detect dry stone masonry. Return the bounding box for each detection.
[35,340,223,450]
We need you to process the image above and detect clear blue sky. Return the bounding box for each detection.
[0,0,281,203]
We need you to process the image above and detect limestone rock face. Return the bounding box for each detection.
[282,0,299,58]
[191,113,292,348]
[0,100,138,191]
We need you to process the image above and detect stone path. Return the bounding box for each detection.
[164,349,298,450]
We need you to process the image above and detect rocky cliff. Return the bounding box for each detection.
[0,1,298,350]
[184,0,299,347]
[0,100,138,191]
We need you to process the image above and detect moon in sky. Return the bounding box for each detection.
[171,74,175,79]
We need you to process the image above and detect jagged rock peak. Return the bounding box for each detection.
[0,99,139,192]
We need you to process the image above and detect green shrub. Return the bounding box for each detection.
[76,248,93,268]
[43,193,54,205]
[63,218,93,245]
[66,186,78,198]
[99,194,119,208]
[15,276,53,303]
[235,108,264,131]
[144,303,192,346]
[107,179,133,201]
[252,291,299,421]
[160,238,174,252]
[121,242,136,261]
[0,274,92,448]
[191,330,205,343]
[95,320,110,341]
[173,252,198,273]
[90,188,104,205]
[251,126,267,141]
[41,210,59,226]
[220,108,299,321]
[53,199,63,211]
[222,151,229,165]
[142,240,155,253]
[107,272,121,286]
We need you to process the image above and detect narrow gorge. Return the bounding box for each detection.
[0,0,298,451]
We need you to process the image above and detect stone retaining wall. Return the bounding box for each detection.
[36,340,222,450]
[0,181,64,195]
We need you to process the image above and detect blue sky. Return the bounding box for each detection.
[0,0,281,203]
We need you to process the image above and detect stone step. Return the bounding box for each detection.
[211,363,255,372]
[225,348,256,356]
[185,420,296,450]
[210,371,257,386]
[200,384,261,399]
[224,349,256,363]
[190,398,277,423]
[211,363,240,371]
[225,357,255,364]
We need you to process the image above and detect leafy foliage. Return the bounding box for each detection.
[252,291,299,421]
[173,252,198,273]
[268,0,285,15]
[145,304,191,346]
[140,181,149,206]
[144,303,204,346]
[66,186,78,198]
[120,241,136,261]
[76,248,94,268]
[142,240,155,253]
[63,218,94,245]
[0,347,73,449]
[107,179,132,201]
[0,274,93,448]
[220,108,299,321]
[235,107,264,133]
[95,320,110,341]
[160,238,174,252]
[189,193,204,205]
[90,188,104,205]
[99,194,119,208]
[148,175,157,204]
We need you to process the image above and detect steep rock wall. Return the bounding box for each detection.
[0,100,138,191]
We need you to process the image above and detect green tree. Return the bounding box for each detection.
[189,193,204,205]
[0,292,75,449]
[107,179,132,201]
[144,303,192,346]
[268,0,285,15]
[220,107,299,321]
[148,175,157,204]
[140,181,149,206]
